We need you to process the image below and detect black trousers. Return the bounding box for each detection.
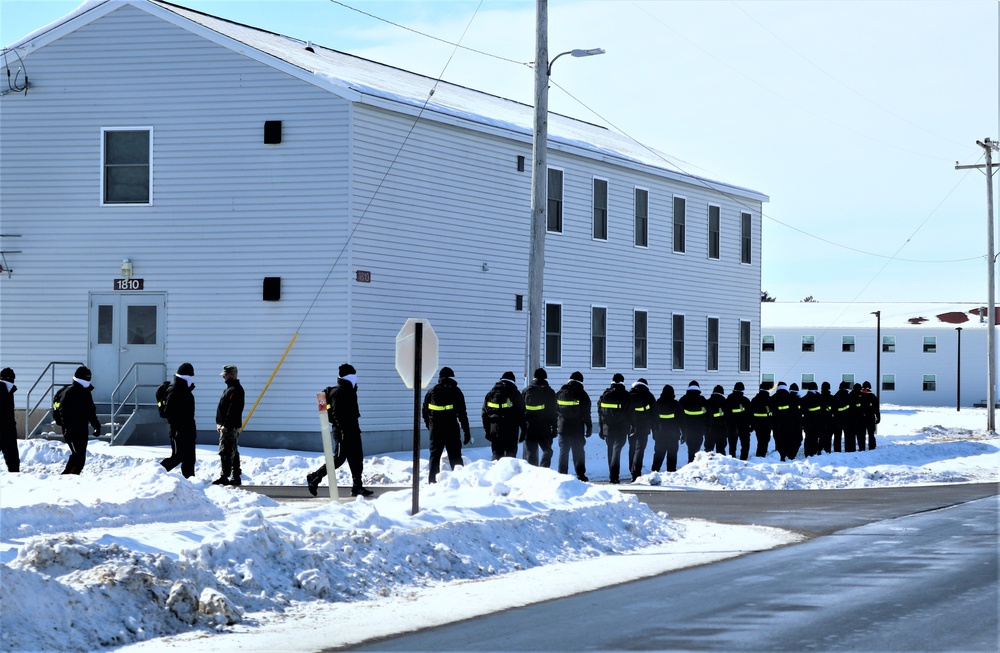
[752,420,771,457]
[490,431,518,461]
[1,429,19,472]
[312,429,365,488]
[557,433,587,479]
[627,431,649,479]
[523,437,553,468]
[651,433,680,472]
[428,431,463,482]
[605,432,627,482]
[161,427,196,478]
[62,431,88,475]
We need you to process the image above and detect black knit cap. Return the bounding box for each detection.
[533,368,547,380]
[75,366,92,381]
[501,371,516,382]
[0,367,13,382]
[822,381,831,391]
[612,373,624,383]
[713,384,724,394]
[839,381,850,390]
[440,366,455,379]
[637,378,648,385]
[176,362,194,376]
[862,380,872,389]
[661,384,675,400]
[734,381,745,392]
[570,371,584,382]
[759,382,770,390]
[338,363,356,377]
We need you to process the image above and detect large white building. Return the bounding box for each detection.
[1,0,767,452]
[760,302,997,407]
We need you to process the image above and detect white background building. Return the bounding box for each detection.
[1,0,766,451]
[761,302,996,407]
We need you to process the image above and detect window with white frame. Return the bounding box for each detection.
[547,169,563,233]
[802,335,815,352]
[740,212,752,264]
[593,178,608,240]
[591,306,607,368]
[882,335,896,353]
[634,310,648,369]
[882,374,895,391]
[761,373,775,389]
[673,197,686,253]
[672,314,685,370]
[708,205,720,259]
[103,128,151,205]
[740,320,751,372]
[634,188,648,247]
[545,303,562,367]
[842,373,855,386]
[762,335,775,352]
[923,374,936,391]
[802,373,815,386]
[707,317,719,371]
[923,336,936,353]
[842,335,855,353]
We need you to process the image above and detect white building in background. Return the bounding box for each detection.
[0,0,767,452]
[760,302,997,407]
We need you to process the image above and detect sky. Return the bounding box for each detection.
[2,0,999,305]
[0,404,997,651]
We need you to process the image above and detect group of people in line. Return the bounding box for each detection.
[0,363,245,486]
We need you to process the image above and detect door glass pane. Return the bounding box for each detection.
[126,305,157,345]
[97,305,114,344]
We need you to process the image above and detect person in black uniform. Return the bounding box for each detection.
[749,382,772,457]
[556,371,592,481]
[421,366,471,483]
[770,381,799,461]
[160,362,198,478]
[482,371,525,461]
[521,368,557,468]
[678,381,708,463]
[59,365,102,475]
[627,378,656,481]
[818,381,834,454]
[726,382,752,460]
[850,383,866,452]
[307,363,373,496]
[860,380,881,450]
[0,367,19,473]
[799,382,824,457]
[651,384,682,473]
[598,373,633,483]
[831,381,853,453]
[788,383,804,458]
[706,385,729,455]
[213,364,245,486]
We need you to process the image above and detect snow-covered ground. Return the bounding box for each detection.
[1,405,997,652]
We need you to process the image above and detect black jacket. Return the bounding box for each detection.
[215,378,245,430]
[423,377,470,438]
[481,379,525,441]
[749,390,772,425]
[706,390,729,434]
[61,380,101,435]
[678,387,708,437]
[327,377,361,440]
[165,377,197,434]
[628,382,657,437]
[860,389,880,424]
[770,388,798,431]
[556,380,592,438]
[726,390,751,430]
[522,379,557,439]
[597,383,633,437]
[0,381,17,437]
[653,390,682,442]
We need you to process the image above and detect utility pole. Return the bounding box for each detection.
[527,0,549,378]
[956,138,998,433]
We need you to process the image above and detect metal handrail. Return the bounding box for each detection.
[24,361,84,438]
[109,362,167,439]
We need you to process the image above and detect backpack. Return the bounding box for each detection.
[523,384,548,414]
[323,385,337,423]
[484,385,513,425]
[556,386,581,420]
[155,381,173,419]
[599,388,628,429]
[52,385,70,427]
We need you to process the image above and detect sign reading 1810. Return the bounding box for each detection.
[114,278,144,291]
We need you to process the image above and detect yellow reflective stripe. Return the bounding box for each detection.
[486,400,512,409]
[557,399,580,407]
[525,404,545,411]
[776,405,790,410]
[837,405,849,412]
[683,408,706,415]
[634,406,649,412]
[658,413,676,419]
[732,407,745,413]
[427,403,453,411]
[753,412,769,417]
[713,409,724,417]
[600,402,621,409]
[808,406,822,411]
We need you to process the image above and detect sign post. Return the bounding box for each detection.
[395,318,439,514]
[316,391,338,501]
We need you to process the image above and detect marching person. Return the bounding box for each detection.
[1,368,19,473]
[860,380,881,450]
[818,381,835,454]
[213,364,245,487]
[307,363,373,496]
[831,381,853,453]
[160,363,198,479]
[800,382,824,457]
[521,368,557,468]
[422,366,471,483]
[749,382,773,457]
[706,384,729,455]
[60,366,102,475]
[556,371,592,482]
[770,381,799,461]
[851,383,866,452]
[597,373,632,484]
[678,381,708,463]
[651,384,682,473]
[627,378,657,481]
[481,371,525,461]
[726,382,752,460]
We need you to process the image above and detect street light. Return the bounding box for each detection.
[871,311,881,394]
[956,327,962,411]
[527,0,604,377]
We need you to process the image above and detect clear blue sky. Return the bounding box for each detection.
[3,0,999,304]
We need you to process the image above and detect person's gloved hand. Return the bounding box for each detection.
[92,426,101,438]
[599,434,606,440]
[518,433,526,443]
[463,432,471,445]
[585,430,592,438]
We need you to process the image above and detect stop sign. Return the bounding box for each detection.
[395,318,439,389]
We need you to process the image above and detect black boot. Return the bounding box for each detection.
[306,472,320,497]
[351,486,374,497]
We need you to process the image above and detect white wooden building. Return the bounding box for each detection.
[760,302,997,407]
[1,0,767,451]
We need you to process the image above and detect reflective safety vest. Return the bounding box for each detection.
[486,399,513,410]
[427,403,454,411]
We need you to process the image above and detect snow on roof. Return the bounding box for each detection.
[762,302,998,330]
[6,0,767,203]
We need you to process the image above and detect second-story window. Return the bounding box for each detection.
[593,178,608,240]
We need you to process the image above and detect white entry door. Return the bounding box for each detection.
[89,293,166,404]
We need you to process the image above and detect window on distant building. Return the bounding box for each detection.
[923,374,936,391]
[634,310,648,369]
[741,212,752,264]
[883,335,896,353]
[591,306,607,368]
[547,169,563,233]
[842,335,855,353]
[842,373,855,386]
[707,317,719,371]
[761,373,775,389]
[545,303,561,367]
[103,128,151,205]
[708,205,720,259]
[740,320,751,372]
[673,196,686,253]
[593,178,608,240]
[923,336,936,353]
[634,188,648,248]
[672,314,685,370]
[801,373,815,387]
[882,374,895,392]
[802,335,815,352]
[762,335,775,352]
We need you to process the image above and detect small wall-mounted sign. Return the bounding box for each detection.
[356,270,371,283]
[114,278,144,291]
